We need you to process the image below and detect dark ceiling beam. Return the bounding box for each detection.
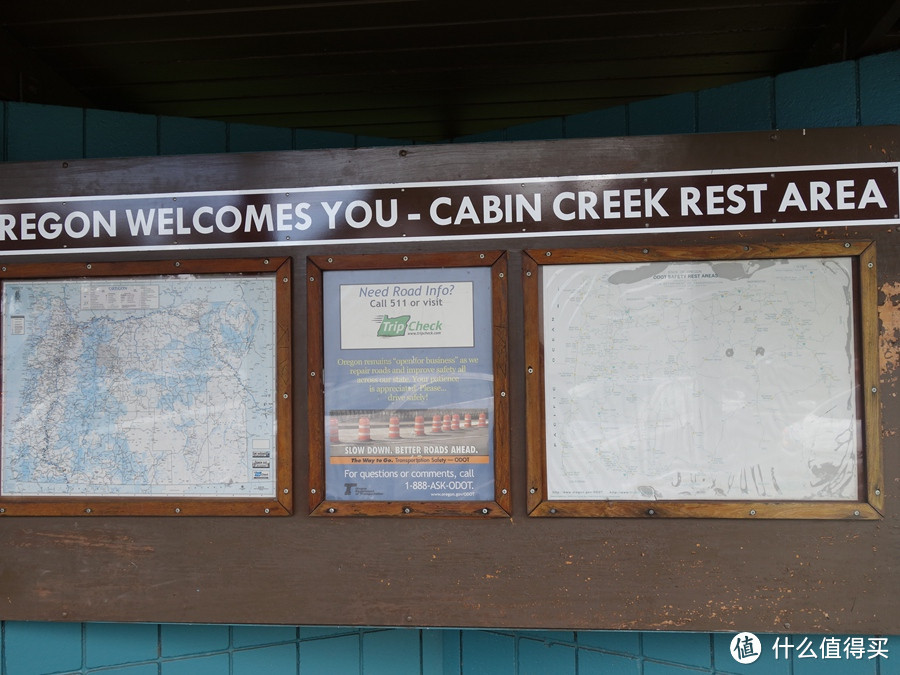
[0,1,871,141]
[0,26,93,106]
[804,0,900,65]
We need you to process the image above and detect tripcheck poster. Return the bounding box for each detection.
[322,266,495,501]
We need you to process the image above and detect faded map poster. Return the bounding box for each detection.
[1,275,277,498]
[543,257,860,501]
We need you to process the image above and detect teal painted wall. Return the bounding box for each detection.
[1,624,896,675]
[0,50,898,674]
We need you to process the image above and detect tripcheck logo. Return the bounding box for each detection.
[375,314,444,338]
[376,314,410,337]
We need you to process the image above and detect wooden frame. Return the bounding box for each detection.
[307,251,510,517]
[0,257,293,516]
[524,242,883,519]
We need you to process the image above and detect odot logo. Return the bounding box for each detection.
[731,632,762,664]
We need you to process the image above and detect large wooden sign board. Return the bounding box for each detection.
[0,126,897,633]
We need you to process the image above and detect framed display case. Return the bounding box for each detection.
[307,251,510,516]
[524,242,883,518]
[0,257,293,516]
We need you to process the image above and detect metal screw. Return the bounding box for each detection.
[328,508,336,514]
[310,371,316,377]
[327,258,333,263]
[500,391,506,397]
[310,488,317,494]
[85,508,92,514]
[875,489,881,496]
[868,262,874,268]
[530,488,536,494]
[0,508,5,513]
[749,509,757,516]
[284,488,289,494]
[309,276,315,282]
[402,256,409,261]
[526,271,532,277]
[481,508,489,514]
[264,508,270,514]
[498,272,504,278]
[642,249,649,254]
[845,242,851,248]
[283,393,289,399]
[648,509,655,515]
[550,508,557,514]
[545,251,551,257]
[174,261,181,267]
[86,264,92,270]
[175,508,181,514]
[479,253,485,259]
[403,507,411,514]
[854,510,861,516]
[264,259,270,265]
[501,489,508,495]
[872,387,878,393]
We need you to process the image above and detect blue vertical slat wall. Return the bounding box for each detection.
[774,61,859,129]
[1,625,897,674]
[5,101,84,162]
[0,49,898,675]
[84,109,159,159]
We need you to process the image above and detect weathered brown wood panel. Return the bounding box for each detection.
[0,127,897,632]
